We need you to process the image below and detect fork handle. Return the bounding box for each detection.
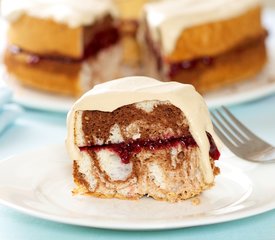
[254,147,275,163]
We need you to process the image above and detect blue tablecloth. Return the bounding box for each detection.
[0,94,275,240]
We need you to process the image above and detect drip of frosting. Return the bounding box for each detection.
[1,0,117,28]
[66,76,220,184]
[144,0,261,54]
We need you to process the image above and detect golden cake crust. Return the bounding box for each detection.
[4,43,123,96]
[171,38,267,93]
[4,13,122,96]
[7,15,83,58]
[114,0,151,20]
[4,50,82,96]
[167,7,265,61]
[143,32,267,94]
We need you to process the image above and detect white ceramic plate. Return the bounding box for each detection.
[0,144,274,230]
[1,10,275,112]
[2,75,75,112]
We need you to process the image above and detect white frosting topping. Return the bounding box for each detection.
[1,0,117,28]
[66,76,219,184]
[144,0,261,54]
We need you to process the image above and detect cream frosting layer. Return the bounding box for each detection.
[1,0,116,28]
[66,76,219,184]
[144,0,261,54]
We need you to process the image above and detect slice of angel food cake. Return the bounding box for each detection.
[66,76,220,202]
[2,0,121,96]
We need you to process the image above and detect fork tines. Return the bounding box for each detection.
[211,106,264,146]
[210,106,275,163]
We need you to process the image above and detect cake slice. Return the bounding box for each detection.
[66,76,220,202]
[2,0,121,96]
[141,0,267,93]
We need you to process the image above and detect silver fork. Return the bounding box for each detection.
[211,106,275,163]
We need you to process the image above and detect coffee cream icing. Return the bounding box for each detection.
[66,76,219,184]
[144,0,261,54]
[1,0,116,28]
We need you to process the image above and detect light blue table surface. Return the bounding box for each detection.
[0,94,275,240]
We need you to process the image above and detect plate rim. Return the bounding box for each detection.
[0,144,275,230]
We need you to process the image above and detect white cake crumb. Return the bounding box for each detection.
[97,149,133,181]
[78,152,97,191]
[149,163,166,189]
[107,123,124,143]
[135,100,169,113]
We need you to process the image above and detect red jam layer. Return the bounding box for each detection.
[207,132,220,160]
[8,27,120,65]
[145,27,267,78]
[166,33,267,78]
[80,132,220,164]
[167,31,268,78]
[168,57,213,78]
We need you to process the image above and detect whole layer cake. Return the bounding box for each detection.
[141,0,267,93]
[2,0,121,96]
[66,76,220,202]
[1,0,268,96]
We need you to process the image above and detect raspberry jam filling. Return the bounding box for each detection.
[168,57,213,78]
[80,132,220,164]
[167,32,267,78]
[8,27,120,65]
[145,27,267,79]
[207,132,220,160]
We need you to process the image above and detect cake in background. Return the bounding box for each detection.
[141,0,267,93]
[0,0,268,97]
[66,76,220,202]
[113,0,155,74]
[1,0,121,96]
